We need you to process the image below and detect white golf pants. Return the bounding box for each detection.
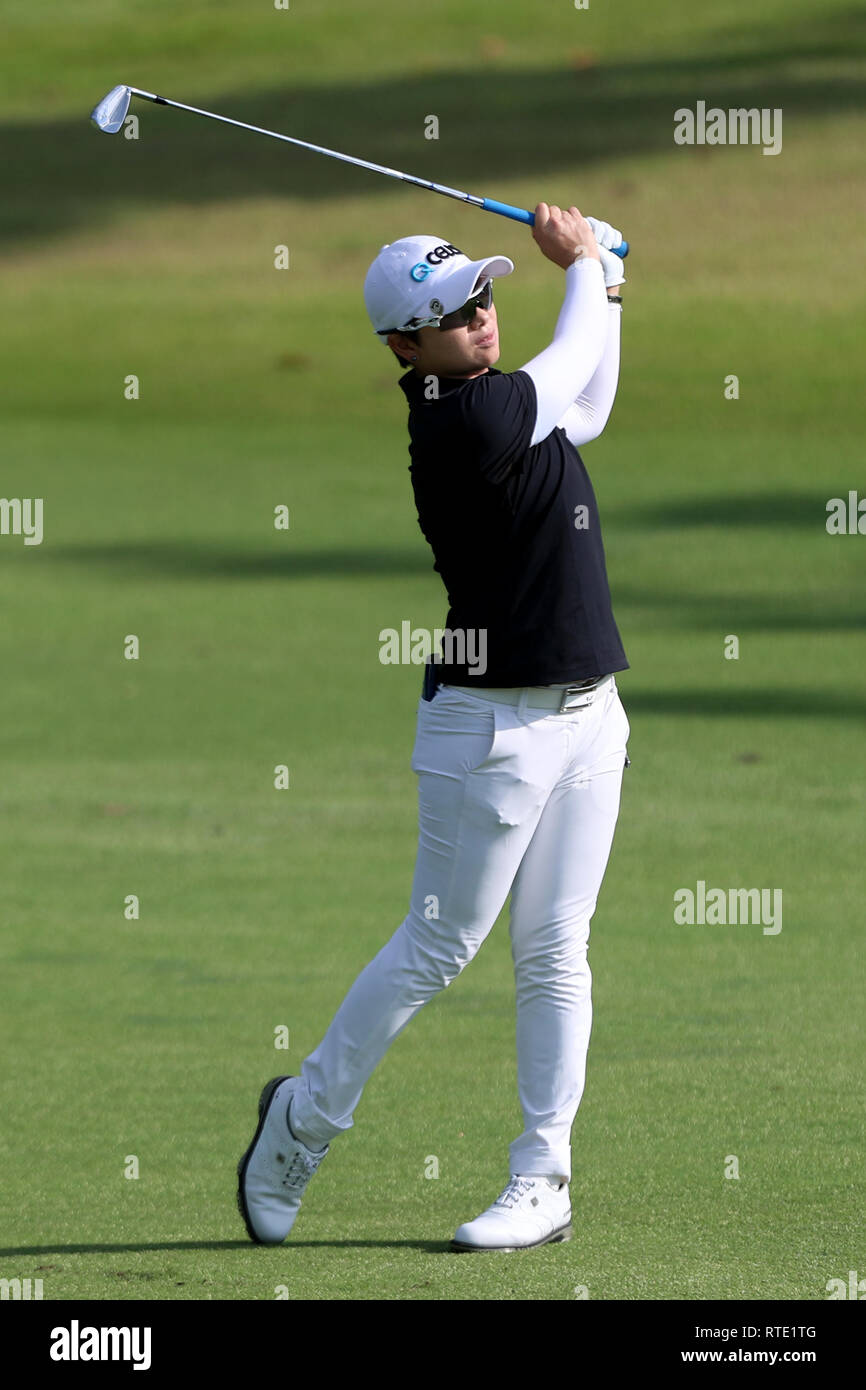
[291,675,630,1181]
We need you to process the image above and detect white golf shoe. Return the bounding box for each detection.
[237,1075,329,1244]
[451,1174,572,1252]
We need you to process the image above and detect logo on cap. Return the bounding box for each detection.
[409,243,464,281]
[429,298,444,316]
[426,242,463,264]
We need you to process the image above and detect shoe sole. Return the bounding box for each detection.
[236,1074,294,1245]
[450,1222,573,1253]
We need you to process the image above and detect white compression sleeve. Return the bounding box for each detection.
[555,301,621,448]
[519,257,609,449]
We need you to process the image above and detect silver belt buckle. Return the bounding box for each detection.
[558,675,603,713]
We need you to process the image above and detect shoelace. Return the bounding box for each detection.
[280,1146,327,1191]
[493,1176,536,1209]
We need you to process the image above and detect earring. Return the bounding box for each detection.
[411,355,418,361]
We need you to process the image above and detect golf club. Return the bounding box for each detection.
[90,84,629,256]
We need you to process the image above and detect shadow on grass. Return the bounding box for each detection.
[610,585,866,633]
[42,541,434,579]
[1,6,864,245]
[612,491,826,530]
[0,1239,451,1255]
[620,688,866,720]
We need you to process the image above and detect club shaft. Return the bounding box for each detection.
[129,89,482,201]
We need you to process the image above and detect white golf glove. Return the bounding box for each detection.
[597,243,626,289]
[585,215,626,287]
[585,215,624,251]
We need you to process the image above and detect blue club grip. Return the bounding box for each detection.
[482,198,536,225]
[481,198,629,257]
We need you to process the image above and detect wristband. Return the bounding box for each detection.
[606,294,623,304]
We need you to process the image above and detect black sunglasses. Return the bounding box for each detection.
[436,282,494,330]
[384,281,495,337]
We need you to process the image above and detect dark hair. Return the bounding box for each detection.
[389,329,420,369]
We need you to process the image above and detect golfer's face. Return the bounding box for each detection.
[416,299,499,378]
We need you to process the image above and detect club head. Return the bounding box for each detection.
[90,85,132,134]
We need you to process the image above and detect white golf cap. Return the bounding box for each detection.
[364,235,514,336]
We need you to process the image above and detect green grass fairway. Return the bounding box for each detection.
[0,1,864,1301]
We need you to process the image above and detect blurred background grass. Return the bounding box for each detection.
[0,0,864,1301]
